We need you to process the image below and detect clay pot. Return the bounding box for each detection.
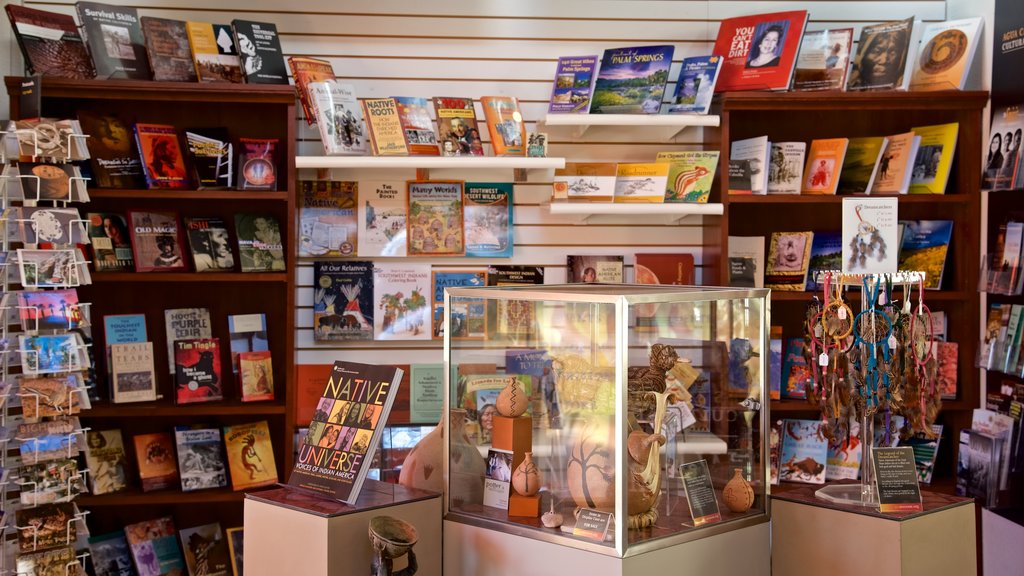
[722,468,755,513]
[512,452,541,496]
[368,516,418,559]
[398,415,444,494]
[496,376,528,417]
[566,418,615,511]
[541,500,563,528]
[448,409,486,504]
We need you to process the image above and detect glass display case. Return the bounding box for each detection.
[443,284,770,558]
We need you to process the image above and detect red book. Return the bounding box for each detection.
[127,210,188,272]
[174,338,223,404]
[634,253,696,285]
[712,11,808,92]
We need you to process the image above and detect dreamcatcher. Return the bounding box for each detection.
[848,205,888,270]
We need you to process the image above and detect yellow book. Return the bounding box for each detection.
[223,420,278,491]
[802,138,849,195]
[909,18,984,91]
[554,162,617,202]
[908,122,959,194]
[361,98,409,156]
[613,162,670,203]
[185,22,243,83]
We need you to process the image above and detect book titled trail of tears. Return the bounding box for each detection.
[288,361,403,503]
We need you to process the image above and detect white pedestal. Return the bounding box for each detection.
[982,508,1024,576]
[244,481,442,576]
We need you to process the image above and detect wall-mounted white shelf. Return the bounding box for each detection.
[539,113,720,140]
[548,201,723,224]
[295,156,566,170]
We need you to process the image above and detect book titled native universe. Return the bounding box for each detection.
[288,361,403,503]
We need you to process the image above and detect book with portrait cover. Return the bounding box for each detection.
[234,214,285,271]
[287,56,335,125]
[909,122,958,194]
[239,351,274,402]
[407,180,465,256]
[134,124,189,189]
[393,96,440,155]
[805,231,842,291]
[179,523,230,576]
[655,151,720,203]
[765,231,813,290]
[75,2,150,80]
[897,220,953,289]
[127,210,187,272]
[223,421,277,490]
[481,96,526,156]
[791,28,853,91]
[836,137,887,195]
[141,16,197,82]
[83,429,128,495]
[779,419,827,484]
[299,180,358,257]
[372,263,430,341]
[357,180,407,257]
[983,105,1024,191]
[591,45,674,114]
[227,313,268,375]
[88,531,134,576]
[133,432,179,491]
[184,216,234,272]
[185,129,233,188]
[362,98,409,156]
[237,137,278,190]
[801,138,848,195]
[6,5,95,79]
[310,80,368,156]
[314,260,374,342]
[432,97,484,156]
[871,131,919,195]
[825,416,863,480]
[909,18,983,91]
[174,338,223,404]
[847,18,921,91]
[186,21,243,83]
[486,265,544,340]
[76,111,144,189]
[712,11,808,92]
[666,55,722,114]
[567,255,624,283]
[431,269,487,339]
[175,426,228,491]
[288,361,404,503]
[164,307,211,373]
[231,20,288,84]
[464,182,513,257]
[124,517,186,575]
[548,55,598,113]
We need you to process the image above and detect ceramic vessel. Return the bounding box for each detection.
[722,468,755,513]
[397,416,444,493]
[566,418,615,511]
[540,500,563,528]
[496,376,528,417]
[368,516,418,559]
[448,409,487,504]
[511,452,541,496]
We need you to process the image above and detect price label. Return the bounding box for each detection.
[888,335,898,350]
[818,352,829,367]
[838,307,847,320]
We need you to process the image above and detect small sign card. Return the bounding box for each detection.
[841,197,899,274]
[482,449,513,509]
[573,508,613,541]
[680,459,722,526]
[872,446,923,513]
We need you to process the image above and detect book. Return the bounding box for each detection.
[713,11,809,92]
[973,408,1015,490]
[967,430,1001,507]
[287,56,335,124]
[164,308,212,373]
[184,129,232,188]
[655,151,720,203]
[984,104,1024,191]
[223,421,278,490]
[826,417,864,480]
[298,180,357,257]
[431,270,487,339]
[791,28,854,91]
[909,122,959,194]
[179,523,230,576]
[994,221,1024,295]
[484,449,513,508]
[141,17,197,82]
[314,260,374,342]
[186,22,243,83]
[847,18,921,91]
[175,426,228,491]
[781,338,811,399]
[464,182,513,257]
[16,288,84,331]
[729,136,770,195]
[553,162,617,202]
[310,80,368,156]
[76,111,144,189]
[905,424,943,484]
[134,124,189,189]
[481,96,526,156]
[837,137,887,195]
[897,220,954,289]
[174,338,223,404]
[234,214,285,271]
[227,313,268,374]
[231,20,288,84]
[842,197,899,274]
[16,502,76,551]
[548,55,598,113]
[767,142,806,195]
[288,361,404,503]
[226,527,243,576]
[728,236,765,288]
[871,131,919,195]
[778,419,827,484]
[634,253,695,285]
[613,163,669,203]
[6,5,94,79]
[357,180,407,257]
[239,351,274,402]
[591,45,673,114]
[765,231,813,291]
[183,216,234,272]
[666,55,722,114]
[75,2,150,80]
[393,96,440,155]
[566,255,624,283]
[802,138,849,195]
[407,180,465,256]
[88,531,135,576]
[769,338,782,400]
[16,546,78,576]
[127,210,186,272]
[133,433,179,491]
[432,97,484,156]
[805,231,842,291]
[110,342,156,403]
[362,98,409,156]
[909,18,984,91]
[83,429,128,495]
[372,263,431,341]
[486,265,544,340]
[236,137,278,190]
[935,341,958,400]
[124,517,186,575]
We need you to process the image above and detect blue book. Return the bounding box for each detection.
[549,55,599,113]
[781,338,811,399]
[464,183,513,258]
[592,45,674,114]
[431,270,487,339]
[313,261,374,342]
[104,313,147,380]
[897,220,954,290]
[88,531,136,576]
[227,313,269,374]
[666,55,723,115]
[805,231,843,291]
[779,419,828,484]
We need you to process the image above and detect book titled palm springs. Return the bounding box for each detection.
[231,20,288,84]
[548,55,598,113]
[288,361,403,503]
[75,2,151,80]
[591,45,674,114]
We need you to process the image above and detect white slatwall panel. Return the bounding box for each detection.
[9,0,946,371]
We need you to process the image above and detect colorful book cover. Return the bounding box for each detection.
[591,45,674,114]
[393,96,440,155]
[712,11,808,92]
[141,16,197,81]
[16,502,76,552]
[362,98,409,156]
[481,96,526,156]
[431,269,487,339]
[984,104,1024,191]
[778,419,827,484]
[184,129,233,189]
[909,122,959,194]
[729,136,770,194]
[553,162,617,202]
[84,429,128,495]
[5,5,95,79]
[133,124,189,190]
[910,18,984,91]
[110,342,157,403]
[634,253,695,285]
[567,255,624,283]
[407,180,465,256]
[127,210,186,272]
[847,18,919,91]
[935,341,958,400]
[655,151,720,203]
[231,20,288,84]
[183,216,234,272]
[164,308,212,373]
[180,523,230,576]
[76,2,150,80]
[234,214,285,271]
[805,231,842,291]
[613,162,669,203]
[76,111,145,189]
[765,231,813,291]
[548,55,598,113]
[124,517,186,575]
[287,56,335,125]
[227,313,268,375]
[871,131,918,195]
[314,260,374,342]
[372,263,431,341]
[791,28,854,91]
[224,421,277,490]
[299,180,358,257]
[897,220,954,289]
[464,183,513,258]
[174,338,223,404]
[288,361,404,503]
[781,338,811,399]
[666,55,722,114]
[432,97,484,156]
[801,138,849,194]
[133,433,179,492]
[310,80,368,156]
[486,265,544,340]
[226,527,243,576]
[16,546,78,576]
[357,180,407,257]
[88,531,135,576]
[239,351,274,402]
[837,137,887,195]
[506,349,557,426]
[175,426,227,491]
[769,338,782,400]
[905,424,943,483]
[842,197,899,274]
[185,21,243,83]
[17,289,83,331]
[766,142,806,194]
[826,417,864,480]
[236,137,278,190]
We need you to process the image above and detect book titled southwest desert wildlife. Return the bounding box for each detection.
[847,18,921,91]
[431,269,487,339]
[713,11,808,92]
[909,122,959,194]
[394,96,440,155]
[357,180,407,257]
[362,98,409,156]
[842,197,899,274]
[134,123,189,189]
[373,263,431,340]
[464,182,513,258]
[765,231,813,290]
[655,151,720,203]
[75,2,150,80]
[287,56,335,125]
[127,210,187,272]
[779,419,828,484]
[554,162,617,202]
[729,136,770,194]
[482,96,527,156]
[407,180,465,256]
[549,55,598,113]
[791,28,853,91]
[141,17,197,81]
[802,138,849,195]
[299,179,358,257]
[666,56,722,115]
[897,220,954,289]
[75,111,144,188]
[591,45,673,114]
[314,260,374,342]
[5,5,95,79]
[224,421,277,490]
[311,80,368,156]
[836,137,888,195]
[235,214,285,271]
[231,20,288,84]
[433,97,484,156]
[186,21,243,83]
[909,18,983,91]
[289,361,403,503]
[767,142,806,194]
[613,163,669,202]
